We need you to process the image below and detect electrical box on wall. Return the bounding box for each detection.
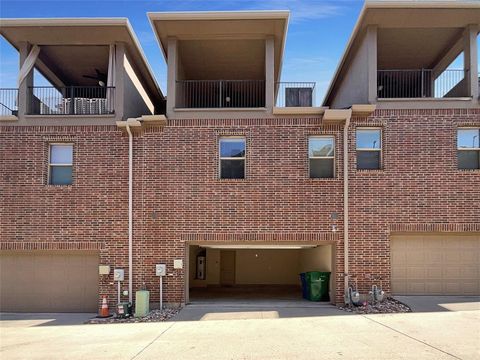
[114,269,124,281]
[156,264,166,276]
[98,265,110,275]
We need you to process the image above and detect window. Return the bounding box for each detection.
[356,128,382,170]
[49,144,73,185]
[219,137,245,179]
[457,128,480,169]
[309,136,334,178]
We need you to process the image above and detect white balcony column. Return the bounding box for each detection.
[18,42,33,117]
[114,42,126,121]
[166,37,178,117]
[367,25,378,104]
[464,24,478,99]
[265,35,275,110]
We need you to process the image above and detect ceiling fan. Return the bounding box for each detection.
[82,69,108,86]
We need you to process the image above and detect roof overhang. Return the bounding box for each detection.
[0,18,164,102]
[147,10,290,84]
[323,1,480,106]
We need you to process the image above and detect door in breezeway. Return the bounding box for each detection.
[220,250,236,286]
[391,233,480,295]
[0,251,99,312]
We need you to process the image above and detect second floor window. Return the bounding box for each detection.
[219,137,246,179]
[458,128,480,170]
[49,144,73,185]
[309,136,334,178]
[356,128,382,170]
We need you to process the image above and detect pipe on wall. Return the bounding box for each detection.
[126,123,133,304]
[343,111,352,298]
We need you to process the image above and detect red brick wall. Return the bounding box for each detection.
[136,118,344,304]
[1,108,479,307]
[0,125,131,307]
[348,109,480,294]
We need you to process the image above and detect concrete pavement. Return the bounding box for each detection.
[1,305,479,360]
[395,296,480,312]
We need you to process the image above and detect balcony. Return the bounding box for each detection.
[175,80,265,109]
[377,69,468,99]
[27,86,115,115]
[273,82,324,115]
[0,88,19,118]
[275,82,316,107]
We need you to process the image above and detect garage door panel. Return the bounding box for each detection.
[0,251,99,312]
[391,234,480,296]
[425,282,442,294]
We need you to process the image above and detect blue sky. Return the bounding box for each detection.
[0,0,366,101]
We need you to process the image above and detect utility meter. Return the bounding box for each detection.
[114,269,124,281]
[156,264,166,276]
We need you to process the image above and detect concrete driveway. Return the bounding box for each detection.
[395,296,480,312]
[1,301,479,360]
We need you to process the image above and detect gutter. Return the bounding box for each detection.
[126,123,134,304]
[343,112,351,297]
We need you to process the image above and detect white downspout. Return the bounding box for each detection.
[343,112,351,299]
[126,123,133,304]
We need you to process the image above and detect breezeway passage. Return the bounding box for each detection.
[187,244,334,303]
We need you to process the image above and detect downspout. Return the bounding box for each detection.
[126,123,133,304]
[343,112,352,299]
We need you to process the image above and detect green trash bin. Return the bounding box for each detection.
[305,271,331,301]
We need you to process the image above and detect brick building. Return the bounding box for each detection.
[1,2,479,312]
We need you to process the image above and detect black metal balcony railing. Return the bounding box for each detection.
[377,69,467,99]
[28,86,115,115]
[275,82,316,107]
[176,80,265,108]
[0,88,19,117]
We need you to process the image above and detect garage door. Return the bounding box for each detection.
[0,251,99,312]
[391,234,480,295]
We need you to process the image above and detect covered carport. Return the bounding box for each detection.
[186,244,335,304]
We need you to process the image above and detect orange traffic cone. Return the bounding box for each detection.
[98,295,110,318]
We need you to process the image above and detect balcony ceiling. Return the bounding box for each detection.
[377,28,464,69]
[37,45,109,86]
[178,39,265,80]
[148,11,289,83]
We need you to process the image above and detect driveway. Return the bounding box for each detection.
[1,301,479,360]
[395,296,480,312]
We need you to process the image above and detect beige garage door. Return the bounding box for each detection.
[0,251,99,312]
[391,234,480,295]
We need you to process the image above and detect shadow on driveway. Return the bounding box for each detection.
[173,301,349,321]
[394,296,480,312]
[0,312,96,327]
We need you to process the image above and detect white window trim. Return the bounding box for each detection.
[48,143,73,185]
[219,136,246,179]
[308,135,335,178]
[457,127,480,151]
[356,127,383,169]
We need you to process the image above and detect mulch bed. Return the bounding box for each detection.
[86,307,181,324]
[338,297,412,314]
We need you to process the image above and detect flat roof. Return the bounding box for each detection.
[323,0,480,106]
[147,10,290,84]
[0,18,164,102]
